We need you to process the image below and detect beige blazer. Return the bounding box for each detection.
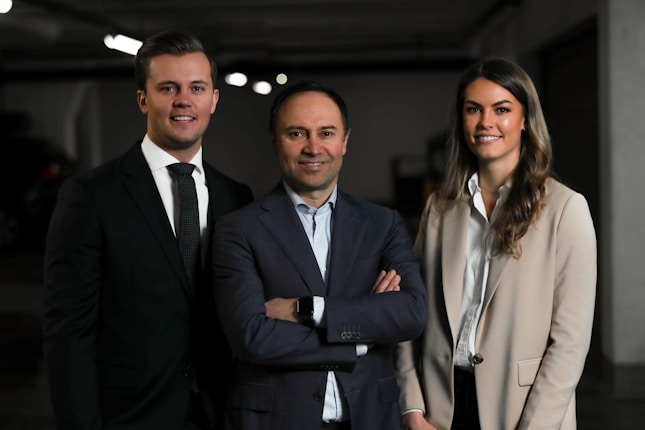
[396,178,597,430]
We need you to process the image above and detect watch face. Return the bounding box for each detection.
[297,297,314,324]
[298,297,313,314]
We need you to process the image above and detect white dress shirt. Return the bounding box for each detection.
[454,172,507,371]
[140,135,209,246]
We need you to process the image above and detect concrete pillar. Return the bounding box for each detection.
[598,0,645,396]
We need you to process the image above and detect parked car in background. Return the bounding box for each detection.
[0,112,75,253]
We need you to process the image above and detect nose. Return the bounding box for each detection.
[479,110,494,128]
[172,91,192,107]
[304,136,322,154]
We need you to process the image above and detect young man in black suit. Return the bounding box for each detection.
[42,30,253,430]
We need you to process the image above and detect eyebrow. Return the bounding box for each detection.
[156,79,210,86]
[284,125,338,131]
[464,99,514,107]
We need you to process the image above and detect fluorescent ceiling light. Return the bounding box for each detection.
[104,34,142,56]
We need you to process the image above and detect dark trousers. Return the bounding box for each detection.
[451,368,481,430]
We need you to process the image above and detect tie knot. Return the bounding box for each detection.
[168,163,196,177]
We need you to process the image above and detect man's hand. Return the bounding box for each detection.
[402,411,437,430]
[265,297,298,322]
[371,269,401,294]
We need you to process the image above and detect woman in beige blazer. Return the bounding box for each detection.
[396,58,597,430]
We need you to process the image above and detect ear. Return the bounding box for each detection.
[341,128,350,155]
[211,89,220,114]
[137,90,148,114]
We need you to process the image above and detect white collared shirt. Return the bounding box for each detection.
[454,172,507,370]
[140,135,209,243]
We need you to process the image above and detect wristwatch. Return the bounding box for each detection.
[296,296,315,326]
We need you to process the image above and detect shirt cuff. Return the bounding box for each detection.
[312,296,325,326]
[356,344,368,356]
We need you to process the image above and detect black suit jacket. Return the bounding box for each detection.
[212,183,427,430]
[43,142,253,430]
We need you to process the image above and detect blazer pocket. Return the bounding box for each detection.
[231,383,274,412]
[517,358,542,386]
[378,374,400,403]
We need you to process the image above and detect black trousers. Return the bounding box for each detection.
[451,367,481,430]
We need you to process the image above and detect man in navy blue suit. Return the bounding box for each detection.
[42,30,253,429]
[212,81,427,430]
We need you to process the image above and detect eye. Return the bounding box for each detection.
[192,85,206,93]
[496,107,510,114]
[465,106,480,113]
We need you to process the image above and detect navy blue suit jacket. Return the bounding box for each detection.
[212,182,427,430]
[43,142,253,430]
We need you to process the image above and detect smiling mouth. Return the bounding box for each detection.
[171,115,195,122]
[477,135,500,142]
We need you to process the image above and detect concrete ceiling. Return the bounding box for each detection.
[0,0,520,75]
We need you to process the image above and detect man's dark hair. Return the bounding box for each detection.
[133,30,217,91]
[269,81,350,136]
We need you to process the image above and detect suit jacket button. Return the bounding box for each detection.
[473,354,484,364]
[183,365,193,377]
[313,392,325,401]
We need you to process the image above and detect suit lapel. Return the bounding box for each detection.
[442,199,470,342]
[120,143,192,296]
[482,245,512,311]
[259,185,327,296]
[326,193,366,296]
[203,166,225,267]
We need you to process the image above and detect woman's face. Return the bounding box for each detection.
[462,77,525,171]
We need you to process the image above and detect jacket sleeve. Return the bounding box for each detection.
[212,214,358,369]
[42,177,103,430]
[324,208,427,345]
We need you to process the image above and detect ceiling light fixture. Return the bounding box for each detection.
[103,34,142,56]
[224,72,248,87]
[0,0,12,14]
[252,81,272,96]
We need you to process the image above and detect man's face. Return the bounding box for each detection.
[137,52,218,155]
[272,91,348,207]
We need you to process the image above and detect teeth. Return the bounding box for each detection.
[173,116,193,121]
[478,135,498,141]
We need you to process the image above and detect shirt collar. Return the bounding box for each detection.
[467,172,510,197]
[141,134,204,174]
[283,180,337,211]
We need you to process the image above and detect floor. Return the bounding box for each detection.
[1,252,643,429]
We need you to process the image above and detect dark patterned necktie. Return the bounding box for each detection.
[167,163,201,288]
